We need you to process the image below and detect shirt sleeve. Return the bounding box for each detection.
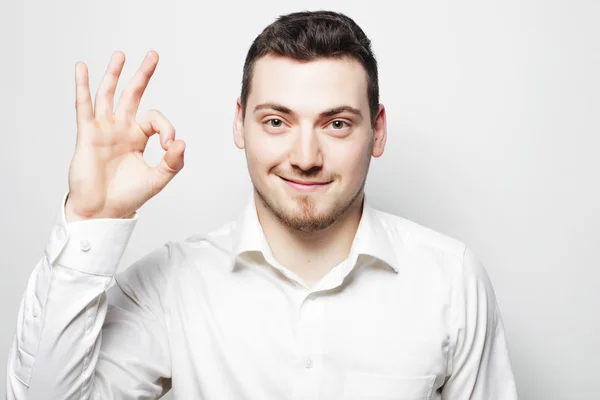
[442,246,519,399]
[6,193,172,400]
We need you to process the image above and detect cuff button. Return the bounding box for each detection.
[80,240,91,252]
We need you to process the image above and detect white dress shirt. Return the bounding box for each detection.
[7,192,518,399]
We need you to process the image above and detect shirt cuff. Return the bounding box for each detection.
[44,192,138,276]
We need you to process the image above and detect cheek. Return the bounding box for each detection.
[245,131,288,172]
[327,140,371,182]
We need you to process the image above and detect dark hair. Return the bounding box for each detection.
[241,10,379,127]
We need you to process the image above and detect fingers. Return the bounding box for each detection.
[75,62,93,125]
[137,108,184,193]
[137,109,176,150]
[94,51,126,118]
[161,140,186,173]
[114,50,159,120]
[151,139,186,193]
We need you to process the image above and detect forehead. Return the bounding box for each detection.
[248,55,369,113]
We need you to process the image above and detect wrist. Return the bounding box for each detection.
[64,200,93,223]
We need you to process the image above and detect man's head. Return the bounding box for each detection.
[234,10,387,232]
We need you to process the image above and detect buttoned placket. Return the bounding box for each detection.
[289,254,361,400]
[291,290,325,400]
[258,240,360,399]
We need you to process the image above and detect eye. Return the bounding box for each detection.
[327,120,350,130]
[268,119,283,128]
[262,118,288,133]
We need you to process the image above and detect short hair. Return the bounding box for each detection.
[241,10,379,127]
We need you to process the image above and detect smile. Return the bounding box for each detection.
[279,176,331,192]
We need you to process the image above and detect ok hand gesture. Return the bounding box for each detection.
[66,50,185,222]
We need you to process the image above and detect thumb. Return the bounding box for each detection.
[152,139,186,189]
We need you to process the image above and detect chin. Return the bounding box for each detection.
[278,197,349,232]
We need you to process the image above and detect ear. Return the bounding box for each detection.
[372,104,387,158]
[233,96,245,149]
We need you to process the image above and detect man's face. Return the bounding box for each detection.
[234,55,386,232]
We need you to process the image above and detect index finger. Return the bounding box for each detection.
[137,109,176,151]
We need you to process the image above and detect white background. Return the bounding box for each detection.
[1,1,598,399]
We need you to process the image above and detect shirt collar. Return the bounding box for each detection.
[229,193,271,270]
[351,199,400,273]
[229,193,400,273]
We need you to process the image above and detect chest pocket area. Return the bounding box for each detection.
[342,371,436,400]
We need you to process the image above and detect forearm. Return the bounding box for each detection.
[7,257,114,399]
[6,196,137,399]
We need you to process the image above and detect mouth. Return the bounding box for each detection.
[279,176,332,192]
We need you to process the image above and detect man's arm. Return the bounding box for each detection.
[442,246,518,399]
[6,49,185,399]
[6,195,173,399]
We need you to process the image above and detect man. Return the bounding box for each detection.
[6,10,518,400]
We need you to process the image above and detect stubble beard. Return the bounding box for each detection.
[254,174,368,232]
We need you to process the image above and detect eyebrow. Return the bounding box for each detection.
[254,103,363,121]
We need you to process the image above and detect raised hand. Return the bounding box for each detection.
[65,50,185,222]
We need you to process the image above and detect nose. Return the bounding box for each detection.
[288,126,323,172]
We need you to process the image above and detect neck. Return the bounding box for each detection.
[255,192,364,286]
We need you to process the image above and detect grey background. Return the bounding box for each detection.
[1,0,598,399]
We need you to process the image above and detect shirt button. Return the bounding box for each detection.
[55,226,64,241]
[80,240,91,252]
[305,358,314,369]
[32,305,39,318]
